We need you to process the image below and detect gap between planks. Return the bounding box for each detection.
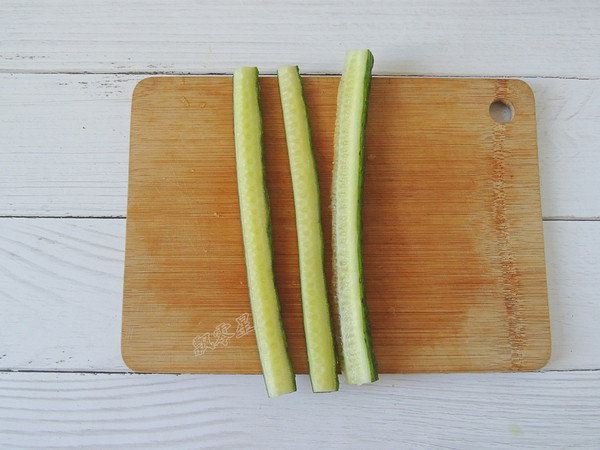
[0,69,599,81]
[1,216,598,221]
[1,368,599,375]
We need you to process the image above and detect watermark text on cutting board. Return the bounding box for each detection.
[193,313,254,356]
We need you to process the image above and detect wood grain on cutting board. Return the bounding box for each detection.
[122,76,550,374]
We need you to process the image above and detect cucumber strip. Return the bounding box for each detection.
[233,66,296,397]
[277,66,339,393]
[331,50,378,385]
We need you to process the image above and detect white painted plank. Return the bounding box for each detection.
[1,74,599,218]
[0,218,598,372]
[0,74,135,217]
[533,79,600,219]
[0,370,599,449]
[0,219,128,372]
[1,1,599,78]
[543,221,600,370]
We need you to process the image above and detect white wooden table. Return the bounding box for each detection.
[1,2,599,448]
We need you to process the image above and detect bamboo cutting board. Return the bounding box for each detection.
[122,76,550,374]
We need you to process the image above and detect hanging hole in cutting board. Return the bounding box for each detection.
[489,100,514,124]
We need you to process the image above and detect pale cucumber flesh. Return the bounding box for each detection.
[233,66,296,397]
[278,65,338,393]
[332,50,378,385]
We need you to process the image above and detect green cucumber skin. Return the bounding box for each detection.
[233,67,296,397]
[356,51,378,382]
[277,66,339,392]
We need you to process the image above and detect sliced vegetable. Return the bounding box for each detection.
[331,50,378,385]
[278,65,339,393]
[233,66,296,397]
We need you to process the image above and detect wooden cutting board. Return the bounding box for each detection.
[121,76,550,374]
